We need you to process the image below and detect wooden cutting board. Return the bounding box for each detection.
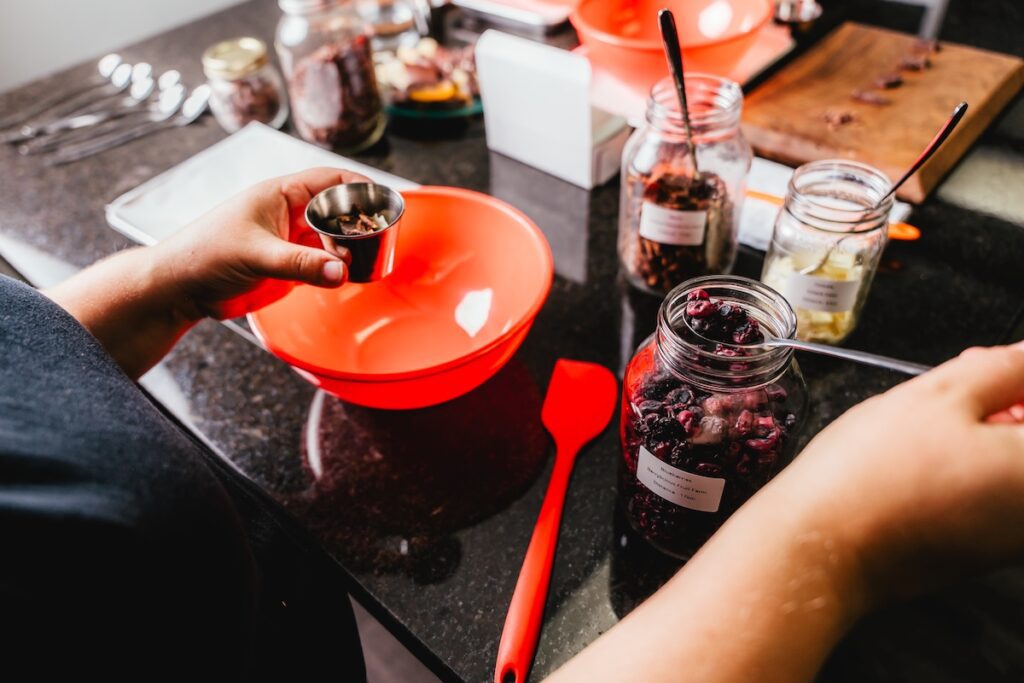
[742,22,1024,203]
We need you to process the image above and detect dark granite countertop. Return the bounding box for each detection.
[2,1,1024,681]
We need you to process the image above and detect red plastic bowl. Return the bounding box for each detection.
[249,186,554,409]
[572,0,772,82]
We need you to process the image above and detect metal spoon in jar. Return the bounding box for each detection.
[658,8,699,173]
[760,333,931,376]
[0,53,122,130]
[798,101,969,276]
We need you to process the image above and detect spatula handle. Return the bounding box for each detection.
[494,448,577,683]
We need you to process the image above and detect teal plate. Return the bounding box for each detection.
[386,96,483,120]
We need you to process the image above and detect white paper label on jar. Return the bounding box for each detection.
[638,202,707,246]
[636,446,725,513]
[783,272,861,313]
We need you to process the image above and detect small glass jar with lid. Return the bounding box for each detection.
[275,0,385,152]
[619,276,808,559]
[761,160,892,344]
[618,75,752,296]
[203,37,289,133]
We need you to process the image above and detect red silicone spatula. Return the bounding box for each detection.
[494,359,618,683]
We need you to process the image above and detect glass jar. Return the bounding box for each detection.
[203,37,289,133]
[275,0,385,151]
[619,275,807,559]
[619,75,752,296]
[356,0,427,51]
[761,160,892,344]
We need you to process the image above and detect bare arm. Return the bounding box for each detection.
[44,168,364,378]
[550,344,1024,683]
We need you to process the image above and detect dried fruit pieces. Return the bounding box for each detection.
[620,291,799,557]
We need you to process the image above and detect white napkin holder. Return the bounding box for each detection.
[476,30,630,190]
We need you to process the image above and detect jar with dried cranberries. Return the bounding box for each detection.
[618,76,751,295]
[619,276,808,558]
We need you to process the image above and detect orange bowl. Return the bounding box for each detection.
[248,186,554,409]
[572,0,772,83]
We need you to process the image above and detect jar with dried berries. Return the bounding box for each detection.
[619,76,751,295]
[619,276,807,558]
[275,0,385,152]
[203,37,289,133]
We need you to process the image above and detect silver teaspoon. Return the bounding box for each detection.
[49,84,208,165]
[0,53,122,130]
[760,333,931,376]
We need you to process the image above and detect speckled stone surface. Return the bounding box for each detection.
[1,1,1024,681]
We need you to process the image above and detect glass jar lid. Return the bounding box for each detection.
[202,37,269,80]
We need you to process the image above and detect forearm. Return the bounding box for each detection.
[44,245,197,379]
[547,486,868,683]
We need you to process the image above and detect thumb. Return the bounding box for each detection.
[251,237,347,288]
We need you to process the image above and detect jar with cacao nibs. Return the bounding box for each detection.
[619,276,807,559]
[275,0,385,152]
[618,76,752,295]
[203,37,289,133]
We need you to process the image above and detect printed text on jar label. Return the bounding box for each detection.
[783,272,860,313]
[639,202,707,246]
[637,445,725,513]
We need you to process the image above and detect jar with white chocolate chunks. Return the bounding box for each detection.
[618,75,752,295]
[619,276,807,559]
[761,160,892,344]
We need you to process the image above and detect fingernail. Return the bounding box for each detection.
[322,260,344,284]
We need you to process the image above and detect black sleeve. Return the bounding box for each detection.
[0,275,258,679]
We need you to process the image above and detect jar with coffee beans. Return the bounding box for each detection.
[618,76,752,295]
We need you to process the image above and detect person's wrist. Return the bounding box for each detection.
[144,241,206,325]
[758,478,876,627]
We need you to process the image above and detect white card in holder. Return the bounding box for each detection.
[476,30,630,190]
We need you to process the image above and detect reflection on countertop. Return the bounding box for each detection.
[293,361,547,583]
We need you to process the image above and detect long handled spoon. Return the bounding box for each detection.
[658,9,698,173]
[799,101,968,276]
[760,334,931,375]
[494,360,618,683]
